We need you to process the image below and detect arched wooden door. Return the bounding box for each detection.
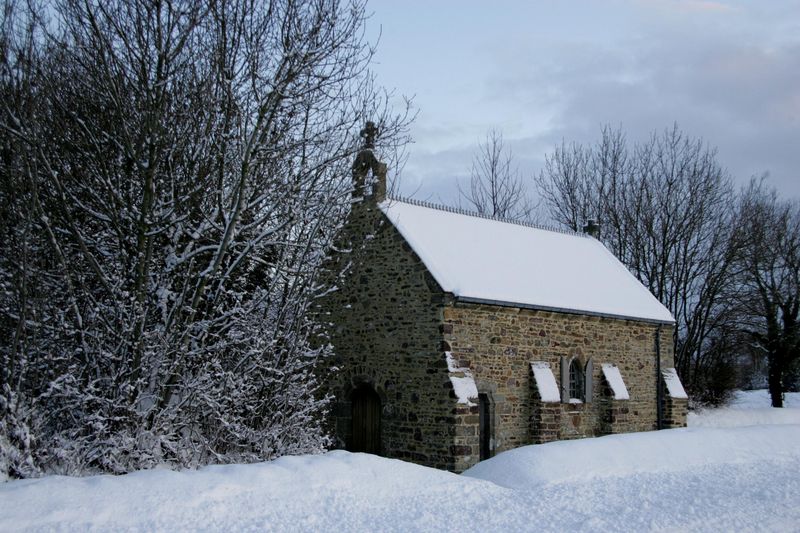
[349,385,381,455]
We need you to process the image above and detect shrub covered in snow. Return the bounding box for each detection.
[0,0,410,477]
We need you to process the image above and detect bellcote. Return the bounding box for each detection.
[352,121,387,202]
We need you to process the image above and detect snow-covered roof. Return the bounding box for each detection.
[379,198,674,324]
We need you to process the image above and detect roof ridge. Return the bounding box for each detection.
[385,194,587,237]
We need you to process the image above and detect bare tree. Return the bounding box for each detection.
[459,130,532,220]
[735,180,800,407]
[536,125,739,402]
[536,127,626,233]
[0,0,411,477]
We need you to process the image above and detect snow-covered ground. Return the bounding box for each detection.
[689,389,800,427]
[2,390,799,532]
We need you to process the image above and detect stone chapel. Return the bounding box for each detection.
[319,126,688,473]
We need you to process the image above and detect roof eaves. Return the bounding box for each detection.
[453,295,676,326]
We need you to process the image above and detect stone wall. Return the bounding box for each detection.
[662,395,689,429]
[319,196,459,470]
[442,303,680,470]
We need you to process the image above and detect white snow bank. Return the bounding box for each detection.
[729,389,800,409]
[0,452,510,532]
[463,425,800,489]
[689,389,800,428]
[662,367,687,399]
[380,199,674,323]
[689,407,800,428]
[531,362,560,402]
[3,426,800,533]
[601,363,629,400]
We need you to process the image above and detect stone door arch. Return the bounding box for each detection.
[348,384,382,455]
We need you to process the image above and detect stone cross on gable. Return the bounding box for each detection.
[360,121,379,149]
[352,120,387,201]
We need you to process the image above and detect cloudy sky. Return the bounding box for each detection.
[365,0,800,205]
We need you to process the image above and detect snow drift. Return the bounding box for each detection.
[2,390,798,532]
[463,425,800,489]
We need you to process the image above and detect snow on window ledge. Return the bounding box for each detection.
[662,368,688,399]
[530,362,561,403]
[445,352,478,406]
[601,363,630,400]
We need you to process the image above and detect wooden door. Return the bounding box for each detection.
[479,393,491,461]
[349,385,381,455]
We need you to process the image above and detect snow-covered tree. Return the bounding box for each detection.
[0,0,410,477]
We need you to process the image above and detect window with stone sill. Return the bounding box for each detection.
[560,356,593,404]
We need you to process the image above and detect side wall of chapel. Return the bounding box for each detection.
[442,303,683,470]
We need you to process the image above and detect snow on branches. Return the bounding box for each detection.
[0,0,410,477]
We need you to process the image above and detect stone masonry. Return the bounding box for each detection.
[442,304,678,468]
[320,190,460,470]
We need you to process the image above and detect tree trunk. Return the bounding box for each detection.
[768,356,784,408]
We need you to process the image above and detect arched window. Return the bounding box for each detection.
[569,358,585,401]
[561,356,593,403]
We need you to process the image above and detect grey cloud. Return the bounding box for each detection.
[483,30,800,197]
[376,0,800,201]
